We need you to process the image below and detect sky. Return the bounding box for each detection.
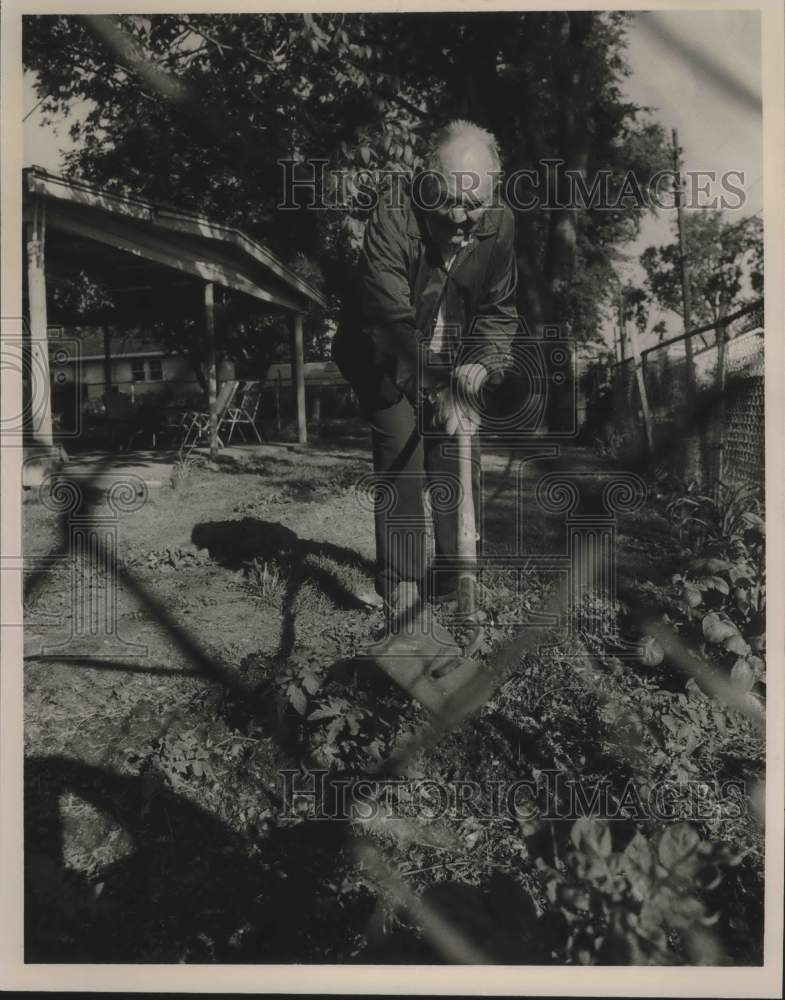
[22,9,762,348]
[616,10,762,344]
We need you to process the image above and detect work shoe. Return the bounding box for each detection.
[428,588,458,609]
[421,572,457,603]
[352,587,385,610]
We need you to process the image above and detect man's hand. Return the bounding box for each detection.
[454,363,489,408]
[430,364,488,436]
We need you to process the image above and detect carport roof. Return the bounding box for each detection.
[24,166,328,315]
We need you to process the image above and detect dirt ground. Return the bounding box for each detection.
[22,422,763,963]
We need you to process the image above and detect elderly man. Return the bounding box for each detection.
[333,120,518,628]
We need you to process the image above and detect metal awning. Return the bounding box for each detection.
[23,166,324,448]
[24,167,327,315]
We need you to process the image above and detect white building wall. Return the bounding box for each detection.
[60,355,201,400]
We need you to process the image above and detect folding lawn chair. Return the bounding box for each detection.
[218,380,264,444]
[180,379,240,451]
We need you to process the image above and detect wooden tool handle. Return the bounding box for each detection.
[456,429,477,618]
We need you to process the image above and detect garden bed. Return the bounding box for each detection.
[23,440,764,964]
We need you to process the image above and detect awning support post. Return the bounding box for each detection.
[102,324,112,398]
[290,312,307,444]
[25,194,53,447]
[204,282,219,459]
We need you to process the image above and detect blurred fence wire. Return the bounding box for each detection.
[636,12,762,114]
[609,299,764,489]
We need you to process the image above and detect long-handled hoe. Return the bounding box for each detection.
[363,420,486,717]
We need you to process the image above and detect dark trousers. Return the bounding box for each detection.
[365,395,481,603]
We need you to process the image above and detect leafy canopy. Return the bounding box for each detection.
[641,212,763,327]
[25,11,670,350]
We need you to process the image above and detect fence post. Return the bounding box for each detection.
[714,316,729,489]
[672,128,696,402]
[617,291,627,363]
[627,320,655,456]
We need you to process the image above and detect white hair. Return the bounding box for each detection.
[424,119,502,174]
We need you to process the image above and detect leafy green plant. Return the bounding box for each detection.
[660,480,765,705]
[540,818,743,964]
[274,652,324,718]
[306,695,382,768]
[665,480,763,555]
[669,560,765,700]
[154,726,217,785]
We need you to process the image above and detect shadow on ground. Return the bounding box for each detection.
[25,756,370,963]
[191,517,377,660]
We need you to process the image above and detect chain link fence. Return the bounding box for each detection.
[609,299,764,489]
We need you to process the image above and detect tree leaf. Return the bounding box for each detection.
[689,556,731,575]
[288,685,307,716]
[571,818,612,859]
[682,583,703,608]
[741,511,764,536]
[657,824,700,871]
[701,612,738,644]
[723,633,750,656]
[307,704,340,721]
[694,575,729,595]
[729,562,755,584]
[638,636,665,667]
[622,831,654,880]
[747,654,765,679]
[730,658,754,692]
[301,671,321,695]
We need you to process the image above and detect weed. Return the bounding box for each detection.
[245,558,286,608]
[170,451,196,492]
[154,726,217,786]
[665,480,763,555]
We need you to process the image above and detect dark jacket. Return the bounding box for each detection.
[332,178,518,412]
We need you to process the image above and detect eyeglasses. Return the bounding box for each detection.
[431,194,491,222]
[417,173,498,217]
